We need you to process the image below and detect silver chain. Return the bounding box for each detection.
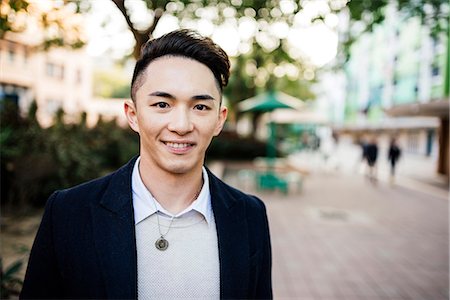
[155,212,175,238]
[152,181,203,239]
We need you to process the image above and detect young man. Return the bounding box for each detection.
[21,29,272,299]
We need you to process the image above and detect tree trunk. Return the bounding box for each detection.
[111,0,163,59]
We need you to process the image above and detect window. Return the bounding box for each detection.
[407,132,420,154]
[431,65,440,77]
[46,62,64,79]
[8,47,15,62]
[46,62,54,76]
[24,48,29,65]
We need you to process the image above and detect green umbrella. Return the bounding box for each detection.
[238,91,304,193]
[238,90,304,113]
[239,90,304,157]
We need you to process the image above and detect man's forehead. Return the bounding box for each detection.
[144,55,211,74]
[141,56,222,94]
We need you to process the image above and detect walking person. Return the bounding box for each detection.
[388,137,401,181]
[21,29,272,300]
[365,136,379,180]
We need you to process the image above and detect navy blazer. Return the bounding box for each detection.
[20,157,272,299]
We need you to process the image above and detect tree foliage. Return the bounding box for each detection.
[347,0,448,35]
[342,0,449,61]
[0,0,87,49]
[111,0,304,59]
[0,0,29,35]
[0,101,139,209]
[110,0,327,116]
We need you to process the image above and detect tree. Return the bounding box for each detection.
[111,0,302,59]
[1,0,88,49]
[224,41,316,113]
[110,0,329,126]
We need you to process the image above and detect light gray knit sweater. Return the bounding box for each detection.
[135,212,220,299]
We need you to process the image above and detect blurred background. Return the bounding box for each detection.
[1,0,449,299]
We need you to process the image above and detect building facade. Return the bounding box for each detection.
[0,32,92,126]
[338,4,449,175]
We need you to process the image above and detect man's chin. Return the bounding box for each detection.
[163,161,200,175]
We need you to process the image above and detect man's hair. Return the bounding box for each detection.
[130,29,230,102]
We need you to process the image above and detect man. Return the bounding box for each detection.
[20,29,272,299]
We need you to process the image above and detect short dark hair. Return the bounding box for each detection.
[130,29,230,101]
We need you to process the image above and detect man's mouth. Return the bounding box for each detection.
[164,142,194,148]
[163,141,196,154]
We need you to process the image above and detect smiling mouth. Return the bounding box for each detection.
[164,142,195,149]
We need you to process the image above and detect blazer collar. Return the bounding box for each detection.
[92,156,138,299]
[99,156,138,216]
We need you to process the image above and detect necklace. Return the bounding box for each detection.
[153,181,203,251]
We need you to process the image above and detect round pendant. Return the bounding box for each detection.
[155,237,169,251]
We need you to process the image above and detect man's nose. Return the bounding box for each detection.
[167,108,194,135]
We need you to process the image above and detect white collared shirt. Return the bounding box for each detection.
[132,156,213,225]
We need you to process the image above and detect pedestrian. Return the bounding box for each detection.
[365,136,378,180]
[388,137,401,178]
[358,136,367,159]
[20,29,272,300]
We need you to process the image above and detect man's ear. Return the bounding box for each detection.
[213,106,228,136]
[124,100,139,133]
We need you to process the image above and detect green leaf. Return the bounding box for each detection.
[3,260,23,280]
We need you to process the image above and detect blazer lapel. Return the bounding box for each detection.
[209,170,250,299]
[91,158,138,299]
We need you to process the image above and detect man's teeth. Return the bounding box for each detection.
[166,142,191,148]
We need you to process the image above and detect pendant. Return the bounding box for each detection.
[155,237,169,251]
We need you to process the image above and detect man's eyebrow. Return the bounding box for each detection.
[148,91,175,99]
[192,94,216,101]
[149,91,216,101]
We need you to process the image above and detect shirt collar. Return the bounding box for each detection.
[132,157,212,225]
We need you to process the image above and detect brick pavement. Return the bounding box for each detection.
[223,165,449,300]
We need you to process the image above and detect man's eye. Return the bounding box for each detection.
[152,102,169,109]
[194,104,209,111]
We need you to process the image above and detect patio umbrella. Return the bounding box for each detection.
[238,90,304,113]
[238,90,304,193]
[238,90,304,157]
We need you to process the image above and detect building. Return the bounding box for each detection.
[0,30,92,126]
[336,4,449,176]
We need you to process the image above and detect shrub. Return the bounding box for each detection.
[0,103,139,208]
[207,131,273,160]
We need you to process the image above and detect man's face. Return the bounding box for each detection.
[125,56,227,175]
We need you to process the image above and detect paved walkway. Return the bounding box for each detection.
[223,160,449,300]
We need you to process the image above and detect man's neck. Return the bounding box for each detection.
[138,157,204,215]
